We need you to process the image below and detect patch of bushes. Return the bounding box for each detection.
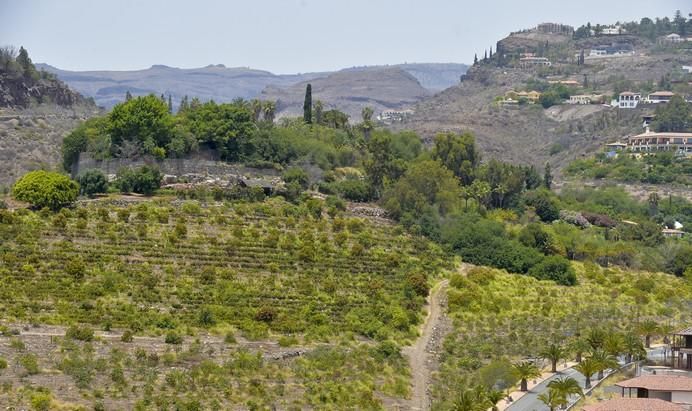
[12,170,79,210]
[116,165,162,195]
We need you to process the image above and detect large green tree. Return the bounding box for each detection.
[653,95,690,132]
[431,132,480,185]
[108,94,174,156]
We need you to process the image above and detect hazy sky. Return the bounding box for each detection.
[0,0,687,73]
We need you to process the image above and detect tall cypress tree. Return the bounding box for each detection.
[543,162,553,189]
[303,84,313,124]
[474,54,478,65]
[125,91,133,101]
[489,47,493,59]
[168,95,173,114]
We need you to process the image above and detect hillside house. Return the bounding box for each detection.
[601,25,626,35]
[623,131,692,155]
[569,94,603,104]
[618,92,641,108]
[583,398,684,411]
[662,228,686,238]
[647,91,676,104]
[589,43,635,57]
[616,375,692,406]
[548,80,580,87]
[519,57,551,67]
[377,109,413,122]
[673,327,692,371]
[505,90,541,103]
[605,142,627,152]
[661,33,684,44]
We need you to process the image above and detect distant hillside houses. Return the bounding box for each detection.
[659,33,692,44]
[600,25,627,35]
[377,109,413,122]
[519,56,551,67]
[588,43,635,58]
[568,94,605,105]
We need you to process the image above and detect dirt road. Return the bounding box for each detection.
[403,279,450,411]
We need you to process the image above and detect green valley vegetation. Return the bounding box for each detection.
[432,264,692,409]
[566,151,692,186]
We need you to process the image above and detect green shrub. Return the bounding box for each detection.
[30,391,52,411]
[12,170,79,210]
[528,255,577,286]
[19,353,40,375]
[77,169,108,197]
[283,167,309,189]
[121,330,134,342]
[116,165,162,195]
[164,332,183,344]
[65,325,94,341]
[0,357,7,371]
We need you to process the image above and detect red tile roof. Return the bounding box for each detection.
[616,375,692,391]
[582,398,685,411]
[675,326,692,336]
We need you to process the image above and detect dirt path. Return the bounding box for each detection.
[403,279,450,411]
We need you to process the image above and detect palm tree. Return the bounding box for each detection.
[590,350,619,380]
[548,376,584,400]
[538,389,567,411]
[637,320,659,348]
[513,361,542,392]
[486,389,504,411]
[586,328,606,351]
[570,337,590,363]
[452,386,490,411]
[622,332,645,363]
[540,343,567,373]
[574,358,599,388]
[603,332,624,357]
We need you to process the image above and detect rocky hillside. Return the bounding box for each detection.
[0,47,99,187]
[394,27,691,169]
[261,67,433,120]
[39,63,467,110]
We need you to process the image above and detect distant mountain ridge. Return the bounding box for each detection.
[38,62,468,110]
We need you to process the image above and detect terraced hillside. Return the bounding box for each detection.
[0,196,450,409]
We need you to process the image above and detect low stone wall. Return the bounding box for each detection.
[73,153,281,182]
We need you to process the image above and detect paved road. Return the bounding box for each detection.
[506,347,665,411]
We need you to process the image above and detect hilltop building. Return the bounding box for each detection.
[535,22,574,35]
[618,92,641,108]
[548,79,580,87]
[504,90,542,103]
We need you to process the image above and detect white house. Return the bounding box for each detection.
[647,91,676,104]
[618,91,641,108]
[601,25,626,35]
[663,33,684,44]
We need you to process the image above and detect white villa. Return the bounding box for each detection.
[601,25,626,35]
[646,91,676,104]
[618,92,641,108]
